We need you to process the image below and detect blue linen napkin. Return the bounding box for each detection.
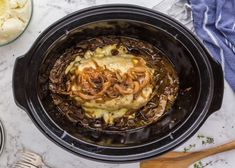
[190,0,235,91]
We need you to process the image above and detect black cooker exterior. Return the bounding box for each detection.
[13,5,224,162]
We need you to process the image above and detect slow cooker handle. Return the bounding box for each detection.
[207,56,224,115]
[13,55,29,111]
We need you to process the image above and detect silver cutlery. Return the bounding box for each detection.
[13,150,51,168]
[13,161,37,168]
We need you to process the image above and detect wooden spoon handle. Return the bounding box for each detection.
[143,141,235,163]
[141,141,235,168]
[181,140,235,163]
[198,140,235,157]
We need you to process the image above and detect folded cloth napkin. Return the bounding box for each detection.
[190,0,235,91]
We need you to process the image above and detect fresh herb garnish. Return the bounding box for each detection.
[183,144,196,152]
[193,161,214,168]
[197,134,214,145]
[193,161,203,168]
[197,135,205,139]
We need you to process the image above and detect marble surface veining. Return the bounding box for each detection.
[0,0,235,168]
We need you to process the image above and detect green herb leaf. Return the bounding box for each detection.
[183,144,196,152]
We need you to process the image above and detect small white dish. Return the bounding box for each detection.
[0,0,33,46]
[0,119,4,156]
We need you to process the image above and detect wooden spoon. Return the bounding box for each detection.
[141,140,235,168]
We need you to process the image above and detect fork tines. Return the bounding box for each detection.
[13,161,37,168]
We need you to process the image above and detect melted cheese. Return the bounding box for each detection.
[66,44,154,124]
[0,0,7,17]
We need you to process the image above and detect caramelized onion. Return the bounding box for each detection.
[114,84,133,95]
[76,92,99,100]
[65,61,153,101]
[49,36,179,130]
[132,81,140,94]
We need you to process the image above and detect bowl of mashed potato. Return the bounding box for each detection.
[0,0,32,46]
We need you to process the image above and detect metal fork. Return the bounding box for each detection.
[20,151,50,168]
[13,161,37,168]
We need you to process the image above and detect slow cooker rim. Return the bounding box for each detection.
[19,4,216,162]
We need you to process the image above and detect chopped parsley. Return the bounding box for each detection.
[183,144,196,152]
[193,161,214,168]
[193,161,203,168]
[197,134,214,145]
[197,135,205,139]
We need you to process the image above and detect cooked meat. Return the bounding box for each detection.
[49,36,179,130]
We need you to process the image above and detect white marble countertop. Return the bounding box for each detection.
[0,0,235,168]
